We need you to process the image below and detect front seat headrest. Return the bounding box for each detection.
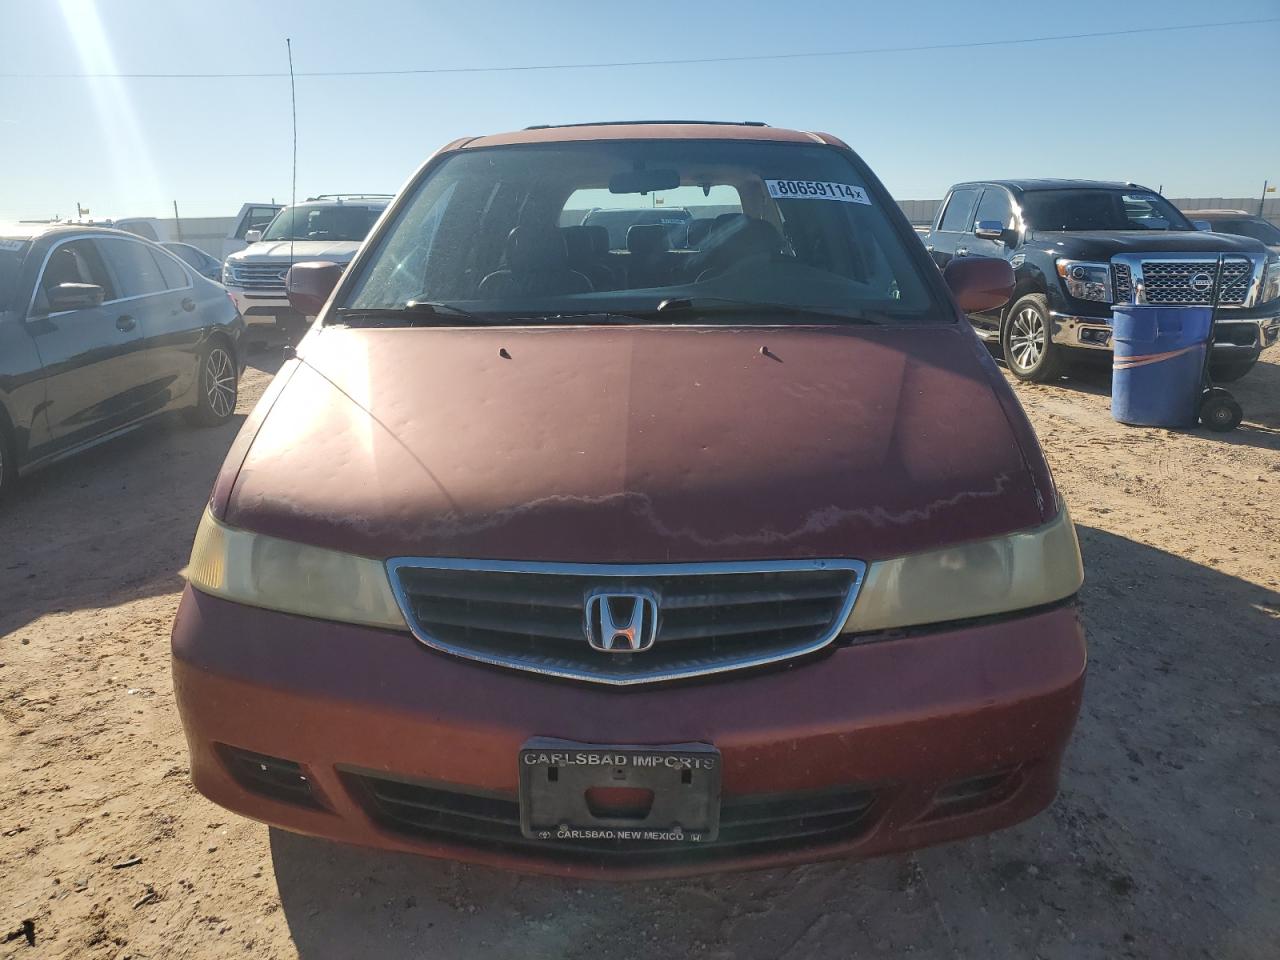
[626,223,669,258]
[505,225,569,271]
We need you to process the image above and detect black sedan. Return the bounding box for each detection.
[0,224,244,501]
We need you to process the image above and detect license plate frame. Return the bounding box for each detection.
[518,737,721,843]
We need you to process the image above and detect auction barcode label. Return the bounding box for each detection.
[765,180,871,204]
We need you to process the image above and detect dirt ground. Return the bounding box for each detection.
[2,335,1277,960]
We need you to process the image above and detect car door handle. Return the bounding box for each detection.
[955,247,969,257]
[180,297,196,312]
[116,314,136,332]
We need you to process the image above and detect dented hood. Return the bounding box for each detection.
[225,324,1049,563]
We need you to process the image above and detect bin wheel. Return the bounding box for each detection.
[1199,389,1242,433]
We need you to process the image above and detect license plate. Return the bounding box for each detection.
[518,737,721,843]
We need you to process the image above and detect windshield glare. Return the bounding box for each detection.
[342,140,941,322]
[1021,189,1193,232]
[261,204,382,242]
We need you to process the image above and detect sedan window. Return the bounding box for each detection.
[38,239,116,306]
[0,242,30,310]
[152,247,189,289]
[99,238,167,298]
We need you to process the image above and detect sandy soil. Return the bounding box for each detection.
[2,339,1277,960]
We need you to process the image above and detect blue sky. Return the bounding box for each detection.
[1,0,1277,221]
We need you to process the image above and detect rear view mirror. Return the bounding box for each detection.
[974,220,1005,241]
[48,282,105,312]
[943,256,1015,313]
[286,260,344,317]
[1192,220,1212,232]
[609,169,680,195]
[244,229,264,244]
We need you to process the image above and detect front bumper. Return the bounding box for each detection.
[1050,309,1280,358]
[226,284,298,322]
[172,587,1086,879]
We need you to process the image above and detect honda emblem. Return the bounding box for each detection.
[584,589,659,653]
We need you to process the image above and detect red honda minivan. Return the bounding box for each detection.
[172,122,1086,879]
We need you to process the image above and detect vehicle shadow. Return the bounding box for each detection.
[1028,353,1280,452]
[242,322,292,375]
[0,412,247,638]
[270,525,1280,960]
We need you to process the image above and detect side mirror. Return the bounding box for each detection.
[286,260,344,317]
[974,219,1006,241]
[1192,220,1212,232]
[244,229,263,244]
[48,282,105,312]
[943,256,1015,313]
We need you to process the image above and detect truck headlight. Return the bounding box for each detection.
[221,261,237,285]
[1263,257,1280,303]
[185,509,406,629]
[841,504,1083,635]
[1056,259,1113,302]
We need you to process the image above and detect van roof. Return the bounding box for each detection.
[459,121,849,150]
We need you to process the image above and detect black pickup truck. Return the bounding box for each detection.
[926,180,1280,381]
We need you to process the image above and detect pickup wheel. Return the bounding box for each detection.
[1002,294,1066,382]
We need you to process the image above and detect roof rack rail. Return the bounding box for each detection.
[304,193,395,202]
[523,120,769,130]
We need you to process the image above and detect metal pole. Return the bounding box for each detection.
[1260,180,1269,217]
[172,200,184,242]
[287,38,297,272]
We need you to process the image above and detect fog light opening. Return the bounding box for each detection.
[925,767,1022,820]
[219,744,323,810]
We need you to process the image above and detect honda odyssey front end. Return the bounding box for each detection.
[172,122,1086,878]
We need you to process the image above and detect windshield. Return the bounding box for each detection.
[0,240,30,310]
[1021,189,1194,232]
[342,140,941,323]
[1211,218,1280,245]
[261,204,382,242]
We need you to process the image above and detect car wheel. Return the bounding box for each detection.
[1208,358,1256,383]
[188,339,239,426]
[1002,294,1065,382]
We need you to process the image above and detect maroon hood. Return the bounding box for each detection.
[223,324,1051,563]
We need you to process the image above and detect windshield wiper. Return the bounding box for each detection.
[652,297,888,324]
[330,300,493,327]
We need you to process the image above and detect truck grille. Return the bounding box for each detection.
[230,261,290,290]
[346,771,878,865]
[387,559,864,685]
[1111,262,1133,301]
[1138,258,1253,305]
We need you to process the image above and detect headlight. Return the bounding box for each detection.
[221,261,237,285]
[185,509,406,629]
[1263,257,1280,303]
[1056,259,1113,302]
[841,504,1083,635]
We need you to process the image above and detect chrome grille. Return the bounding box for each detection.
[1139,259,1252,305]
[231,261,289,290]
[1111,262,1133,301]
[387,559,864,685]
